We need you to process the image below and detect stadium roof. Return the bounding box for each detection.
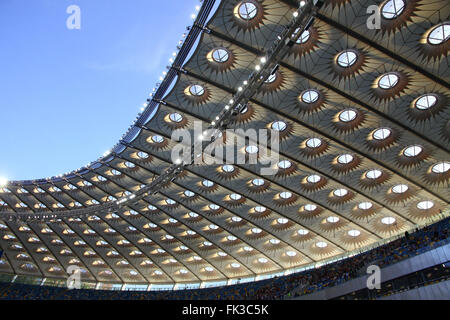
[0,0,448,287]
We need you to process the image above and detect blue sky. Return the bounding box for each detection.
[0,0,200,181]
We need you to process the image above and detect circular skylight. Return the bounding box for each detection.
[271,120,287,131]
[146,223,157,230]
[402,145,423,157]
[189,84,205,96]
[230,193,241,201]
[372,128,391,140]
[270,239,280,244]
[286,251,297,257]
[203,241,212,246]
[265,73,277,83]
[333,188,348,197]
[337,50,357,67]
[306,137,322,148]
[218,251,227,256]
[205,267,214,272]
[189,212,199,218]
[110,169,121,177]
[417,200,434,210]
[96,176,107,182]
[358,202,373,210]
[227,235,237,241]
[348,229,361,237]
[431,162,450,174]
[254,206,266,213]
[307,174,321,184]
[279,191,292,199]
[326,216,339,223]
[252,178,264,186]
[124,161,135,169]
[378,73,399,89]
[231,216,242,222]
[258,257,268,263]
[212,48,229,63]
[251,227,262,234]
[100,270,112,276]
[427,24,450,45]
[316,241,327,248]
[415,94,437,110]
[245,145,259,154]
[151,135,164,143]
[209,204,220,210]
[139,238,152,244]
[301,90,319,104]
[168,218,178,224]
[184,190,195,197]
[202,180,214,188]
[304,204,317,212]
[278,160,292,169]
[392,184,408,194]
[366,169,382,179]
[294,28,310,44]
[209,224,219,230]
[297,229,309,235]
[381,0,405,19]
[222,164,235,173]
[339,109,357,122]
[165,199,176,205]
[169,113,183,123]
[127,226,138,232]
[381,217,396,225]
[238,2,257,20]
[337,154,354,164]
[277,217,288,224]
[231,262,240,268]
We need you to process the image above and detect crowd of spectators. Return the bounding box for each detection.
[0,217,448,300]
[249,217,449,299]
